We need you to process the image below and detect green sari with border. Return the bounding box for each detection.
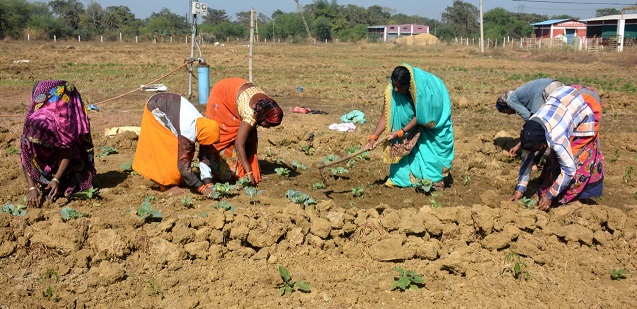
[382,64,454,187]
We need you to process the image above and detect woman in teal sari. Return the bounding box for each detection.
[365,64,454,189]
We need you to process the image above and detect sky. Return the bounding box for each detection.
[59,0,637,20]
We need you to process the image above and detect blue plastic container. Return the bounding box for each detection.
[197,65,210,104]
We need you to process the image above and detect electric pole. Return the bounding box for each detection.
[294,0,312,40]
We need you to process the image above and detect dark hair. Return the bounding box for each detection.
[520,119,547,152]
[391,66,411,86]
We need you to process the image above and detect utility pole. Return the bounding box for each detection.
[294,0,312,40]
[479,0,484,53]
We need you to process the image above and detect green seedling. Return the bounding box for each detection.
[210,182,237,199]
[119,162,133,171]
[235,176,251,188]
[312,182,326,190]
[463,175,471,186]
[328,167,349,178]
[275,167,290,177]
[245,187,264,204]
[40,268,59,299]
[60,207,83,221]
[345,146,360,154]
[351,186,364,198]
[212,201,235,214]
[285,189,316,208]
[291,160,307,170]
[503,250,529,280]
[181,195,193,208]
[42,287,54,299]
[346,159,356,168]
[73,187,100,200]
[1,203,26,216]
[277,266,311,296]
[99,145,117,160]
[322,154,339,164]
[356,151,370,160]
[137,196,163,222]
[430,198,441,208]
[623,166,633,184]
[611,268,628,280]
[520,197,536,209]
[6,146,19,155]
[198,212,208,218]
[147,278,160,296]
[414,178,433,194]
[300,144,314,156]
[609,149,620,163]
[274,158,286,164]
[390,267,425,291]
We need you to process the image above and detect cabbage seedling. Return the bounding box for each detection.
[277,266,310,296]
[275,167,290,177]
[60,207,83,221]
[245,187,264,204]
[1,203,26,216]
[213,201,235,214]
[312,183,326,190]
[137,196,162,222]
[291,160,307,170]
[285,189,316,208]
[611,268,628,280]
[390,267,425,291]
[73,187,100,200]
[414,178,433,194]
[351,186,364,198]
[210,182,237,199]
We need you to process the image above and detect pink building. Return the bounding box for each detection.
[532,19,587,44]
[367,24,430,42]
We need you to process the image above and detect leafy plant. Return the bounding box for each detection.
[328,167,349,178]
[611,268,628,280]
[623,166,633,184]
[1,203,26,216]
[147,278,160,296]
[40,268,59,299]
[99,145,117,160]
[520,197,536,209]
[390,267,425,291]
[137,196,163,222]
[609,149,620,163]
[346,159,356,168]
[463,175,471,186]
[502,250,529,280]
[119,161,133,171]
[277,266,310,296]
[322,154,339,164]
[291,160,307,170]
[351,186,364,198]
[312,182,326,190]
[345,146,360,154]
[5,146,19,155]
[181,195,193,208]
[275,167,290,177]
[210,182,237,199]
[73,187,100,200]
[285,189,316,208]
[300,144,314,156]
[212,201,235,214]
[245,187,264,204]
[274,158,286,164]
[430,198,441,208]
[356,151,370,160]
[414,178,433,194]
[235,176,251,188]
[60,207,83,221]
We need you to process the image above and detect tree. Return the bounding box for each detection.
[550,14,578,20]
[596,8,620,17]
[366,5,390,25]
[483,7,531,39]
[441,0,479,38]
[0,0,44,39]
[313,16,332,41]
[203,8,230,25]
[261,12,307,41]
[141,8,188,38]
[49,0,84,33]
[104,6,137,32]
[79,1,105,38]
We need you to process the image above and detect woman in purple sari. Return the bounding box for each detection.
[21,80,96,207]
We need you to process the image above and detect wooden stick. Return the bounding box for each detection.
[317,139,384,170]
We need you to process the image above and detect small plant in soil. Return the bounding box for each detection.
[210,182,237,199]
[520,197,537,209]
[430,198,441,208]
[610,268,628,280]
[235,176,251,188]
[414,178,433,194]
[322,154,339,164]
[73,187,100,200]
[6,146,19,155]
[98,145,117,160]
[300,144,314,156]
[463,175,471,186]
[181,195,193,208]
[291,160,307,170]
[119,161,133,171]
[275,167,290,177]
[502,250,529,280]
[623,166,633,184]
[390,267,425,291]
[346,146,360,154]
[60,207,83,221]
[137,196,162,222]
[312,182,326,190]
[351,186,364,198]
[285,189,316,208]
[277,266,311,296]
[356,151,370,160]
[609,149,620,163]
[328,167,349,178]
[1,202,26,217]
[213,201,235,214]
[147,278,160,296]
[40,268,59,300]
[245,187,264,204]
[346,159,356,168]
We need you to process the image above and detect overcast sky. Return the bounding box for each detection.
[57,0,637,20]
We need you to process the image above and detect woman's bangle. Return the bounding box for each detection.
[51,178,59,184]
[368,135,378,141]
[28,187,37,191]
[197,184,207,193]
[245,171,253,176]
[397,129,405,138]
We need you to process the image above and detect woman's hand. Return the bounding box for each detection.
[509,191,524,201]
[509,142,521,157]
[201,185,213,198]
[27,188,39,208]
[386,131,400,141]
[364,139,377,150]
[537,195,552,211]
[248,173,256,185]
[45,178,60,201]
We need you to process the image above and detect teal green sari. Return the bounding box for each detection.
[383,64,454,187]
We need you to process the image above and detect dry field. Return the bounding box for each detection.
[1,40,637,308]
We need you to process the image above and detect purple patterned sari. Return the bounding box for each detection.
[20,80,95,197]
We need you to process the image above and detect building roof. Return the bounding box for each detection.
[532,19,572,26]
[581,14,637,22]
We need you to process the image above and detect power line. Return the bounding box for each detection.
[513,0,634,5]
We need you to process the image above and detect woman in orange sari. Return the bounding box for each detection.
[201,78,283,185]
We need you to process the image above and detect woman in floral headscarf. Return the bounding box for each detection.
[201,78,283,185]
[21,80,96,207]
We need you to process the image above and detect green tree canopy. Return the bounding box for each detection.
[441,0,479,38]
[596,8,620,17]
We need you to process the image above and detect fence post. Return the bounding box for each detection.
[120,33,122,42]
[101,36,103,43]
[78,35,81,42]
[54,35,56,42]
[136,36,138,43]
[27,33,30,41]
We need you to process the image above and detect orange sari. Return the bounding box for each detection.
[205,78,262,183]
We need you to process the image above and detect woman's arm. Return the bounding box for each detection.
[235,121,256,184]
[23,169,39,207]
[45,148,70,201]
[511,150,537,201]
[365,106,387,150]
[177,135,212,196]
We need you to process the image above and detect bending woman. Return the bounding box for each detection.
[21,80,96,207]
[133,93,220,197]
[512,85,604,211]
[365,64,454,188]
[201,78,283,185]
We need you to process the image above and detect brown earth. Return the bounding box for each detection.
[0,41,637,308]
